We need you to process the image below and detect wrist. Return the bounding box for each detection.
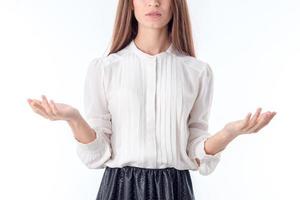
[222,127,240,139]
[66,110,82,125]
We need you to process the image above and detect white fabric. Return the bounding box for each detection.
[75,39,223,175]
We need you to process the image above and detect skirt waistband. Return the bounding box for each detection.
[106,165,190,172]
[96,165,195,200]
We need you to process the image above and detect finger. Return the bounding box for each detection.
[30,100,44,111]
[49,99,59,115]
[30,101,51,118]
[28,98,41,106]
[249,112,271,133]
[31,99,53,120]
[240,112,252,130]
[27,98,33,105]
[262,112,277,126]
[27,99,35,107]
[41,95,55,116]
[245,107,262,130]
[30,99,44,113]
[269,112,277,120]
[254,113,272,132]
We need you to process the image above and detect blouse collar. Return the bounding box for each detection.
[128,39,175,59]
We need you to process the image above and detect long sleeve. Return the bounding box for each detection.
[187,63,222,176]
[75,57,112,169]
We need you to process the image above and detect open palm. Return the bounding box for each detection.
[224,107,277,136]
[27,95,79,121]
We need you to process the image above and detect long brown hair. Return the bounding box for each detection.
[107,0,196,57]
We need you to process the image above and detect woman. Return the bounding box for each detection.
[27,0,277,199]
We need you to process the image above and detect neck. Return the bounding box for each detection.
[134,25,171,56]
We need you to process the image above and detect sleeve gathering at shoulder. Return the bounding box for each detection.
[186,63,223,176]
[75,57,112,169]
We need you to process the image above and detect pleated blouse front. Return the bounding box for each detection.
[75,39,223,176]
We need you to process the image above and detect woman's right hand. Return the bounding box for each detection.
[27,94,80,122]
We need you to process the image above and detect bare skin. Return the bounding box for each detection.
[132,0,172,55]
[195,108,277,166]
[27,95,97,144]
[27,0,277,166]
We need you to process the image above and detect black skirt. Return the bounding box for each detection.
[96,165,195,200]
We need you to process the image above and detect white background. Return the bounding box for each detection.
[1,0,299,199]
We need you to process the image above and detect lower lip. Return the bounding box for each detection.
[146,14,162,19]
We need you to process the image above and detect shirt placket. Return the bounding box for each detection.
[145,56,158,167]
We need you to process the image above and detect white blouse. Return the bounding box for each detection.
[74,39,223,175]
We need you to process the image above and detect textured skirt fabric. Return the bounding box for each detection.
[96,165,195,200]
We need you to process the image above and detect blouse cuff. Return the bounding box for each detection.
[74,127,109,152]
[194,137,222,161]
[191,137,222,175]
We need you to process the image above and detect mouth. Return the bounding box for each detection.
[145,11,162,17]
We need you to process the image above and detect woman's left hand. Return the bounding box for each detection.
[223,107,277,137]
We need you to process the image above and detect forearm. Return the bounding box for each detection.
[66,113,96,144]
[204,128,239,155]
